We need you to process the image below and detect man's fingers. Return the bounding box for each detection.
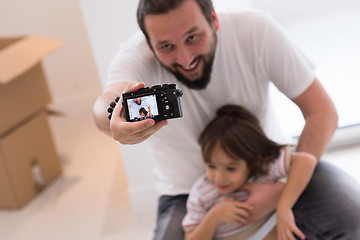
[114,120,167,144]
[234,208,251,220]
[110,82,152,134]
[232,202,253,225]
[128,120,168,141]
[234,202,254,212]
[125,82,145,93]
[119,119,156,135]
[130,121,168,144]
[233,206,251,225]
[233,215,248,225]
[220,197,235,202]
[110,82,145,120]
[108,82,169,144]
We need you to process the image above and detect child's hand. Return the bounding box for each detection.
[208,198,253,226]
[276,208,305,240]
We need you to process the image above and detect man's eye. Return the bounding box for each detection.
[160,44,172,50]
[188,34,199,42]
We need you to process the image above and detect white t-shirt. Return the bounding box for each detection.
[107,9,315,195]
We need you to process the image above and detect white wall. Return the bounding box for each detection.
[78,0,140,88]
[215,0,360,142]
[0,0,101,105]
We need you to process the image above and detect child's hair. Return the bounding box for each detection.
[139,107,148,116]
[199,105,285,175]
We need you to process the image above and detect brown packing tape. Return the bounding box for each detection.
[0,37,22,50]
[0,107,64,138]
[45,108,66,117]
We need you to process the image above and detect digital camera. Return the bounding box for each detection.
[122,84,183,122]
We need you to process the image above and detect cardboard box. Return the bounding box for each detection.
[0,35,63,208]
[0,111,62,208]
[0,35,62,135]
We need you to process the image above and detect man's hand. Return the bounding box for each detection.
[208,198,253,226]
[241,182,285,223]
[109,82,168,144]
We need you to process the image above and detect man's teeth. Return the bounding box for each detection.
[183,59,198,70]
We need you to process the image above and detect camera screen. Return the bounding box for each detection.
[126,94,159,121]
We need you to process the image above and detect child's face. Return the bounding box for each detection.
[140,112,146,118]
[206,144,250,195]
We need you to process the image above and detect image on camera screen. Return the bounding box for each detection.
[127,94,159,121]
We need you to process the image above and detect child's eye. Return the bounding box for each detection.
[226,167,236,172]
[207,164,216,169]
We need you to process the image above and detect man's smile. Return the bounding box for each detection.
[176,58,202,77]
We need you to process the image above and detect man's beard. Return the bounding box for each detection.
[170,54,215,90]
[155,33,217,90]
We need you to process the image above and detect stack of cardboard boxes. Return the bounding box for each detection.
[0,35,63,208]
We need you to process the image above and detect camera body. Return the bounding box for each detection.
[122,84,183,122]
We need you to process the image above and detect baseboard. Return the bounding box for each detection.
[292,124,360,151]
[328,124,360,149]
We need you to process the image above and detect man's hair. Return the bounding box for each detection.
[137,0,214,45]
[199,105,285,176]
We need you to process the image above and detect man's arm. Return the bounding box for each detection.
[292,78,338,160]
[92,81,131,136]
[244,78,337,223]
[242,181,284,224]
[185,199,253,240]
[92,81,167,144]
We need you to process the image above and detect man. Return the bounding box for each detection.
[93,0,360,239]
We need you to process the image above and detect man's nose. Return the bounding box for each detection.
[176,46,194,68]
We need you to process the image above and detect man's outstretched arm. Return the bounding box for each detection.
[92,81,167,144]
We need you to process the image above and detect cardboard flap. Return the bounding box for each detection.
[0,35,62,84]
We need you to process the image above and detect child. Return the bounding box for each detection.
[182,105,317,240]
[139,106,152,119]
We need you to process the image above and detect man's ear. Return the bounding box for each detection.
[145,37,154,52]
[211,9,220,31]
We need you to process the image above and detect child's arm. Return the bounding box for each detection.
[276,152,317,240]
[185,198,253,240]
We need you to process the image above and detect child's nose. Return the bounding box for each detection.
[215,172,227,184]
